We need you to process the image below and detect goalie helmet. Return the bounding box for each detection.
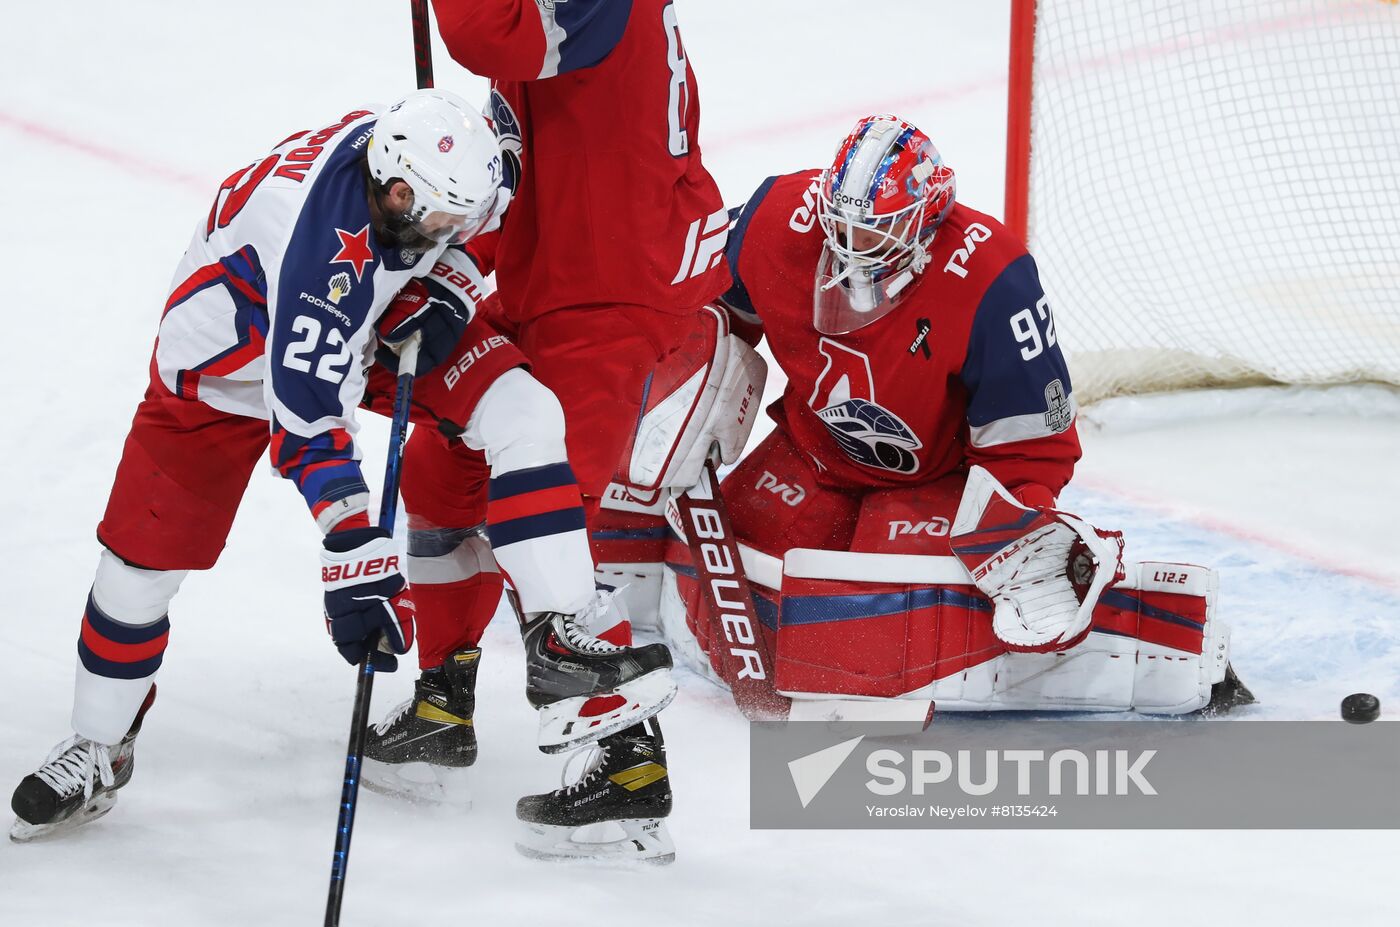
[368,89,510,246]
[814,114,956,335]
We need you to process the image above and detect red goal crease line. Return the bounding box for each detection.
[1075,473,1400,594]
[0,110,210,194]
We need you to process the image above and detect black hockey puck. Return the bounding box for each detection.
[1341,693,1381,724]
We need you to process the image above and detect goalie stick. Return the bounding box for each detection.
[325,10,434,924]
[674,459,790,721]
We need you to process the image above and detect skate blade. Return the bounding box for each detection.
[9,792,118,844]
[515,818,675,865]
[537,668,677,755]
[360,758,473,808]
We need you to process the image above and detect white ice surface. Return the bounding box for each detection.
[2,2,1398,925]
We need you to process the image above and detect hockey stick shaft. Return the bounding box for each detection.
[325,335,421,927]
[674,459,790,721]
[411,0,434,89]
[326,8,433,917]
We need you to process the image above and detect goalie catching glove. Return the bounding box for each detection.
[951,466,1124,651]
[322,527,416,670]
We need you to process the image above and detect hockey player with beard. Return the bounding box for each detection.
[8,89,675,849]
[666,114,1252,718]
[354,0,739,863]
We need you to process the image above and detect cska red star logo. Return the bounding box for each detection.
[331,225,375,282]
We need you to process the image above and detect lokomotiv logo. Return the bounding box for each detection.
[756,471,806,506]
[789,176,823,233]
[887,518,951,541]
[943,223,993,278]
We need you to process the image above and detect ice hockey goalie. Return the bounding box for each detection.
[627,114,1254,722]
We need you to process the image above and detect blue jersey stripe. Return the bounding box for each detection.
[1100,589,1205,631]
[488,462,579,500]
[721,175,780,318]
[781,586,992,627]
[591,527,672,541]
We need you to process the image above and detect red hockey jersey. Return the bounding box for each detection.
[433,0,730,322]
[723,170,1081,504]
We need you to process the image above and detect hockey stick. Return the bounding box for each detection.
[323,330,421,927]
[673,459,790,721]
[410,0,434,90]
[326,16,434,920]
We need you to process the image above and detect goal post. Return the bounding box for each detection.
[1004,0,1400,404]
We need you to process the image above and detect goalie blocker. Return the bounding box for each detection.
[591,304,768,633]
[661,467,1248,718]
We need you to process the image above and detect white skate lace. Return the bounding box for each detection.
[556,589,623,655]
[35,736,114,801]
[372,698,415,736]
[557,744,609,796]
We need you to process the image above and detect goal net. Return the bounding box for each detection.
[1006,0,1400,403]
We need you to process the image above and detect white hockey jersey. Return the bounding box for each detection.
[155,108,454,528]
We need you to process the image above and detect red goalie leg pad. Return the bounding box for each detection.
[774,576,1004,698]
[1092,588,1207,654]
[589,508,672,573]
[412,572,505,670]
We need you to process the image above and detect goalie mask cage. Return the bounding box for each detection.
[1004,0,1400,404]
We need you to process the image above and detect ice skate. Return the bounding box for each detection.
[362,648,480,806]
[522,601,676,754]
[516,717,675,864]
[11,688,154,842]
